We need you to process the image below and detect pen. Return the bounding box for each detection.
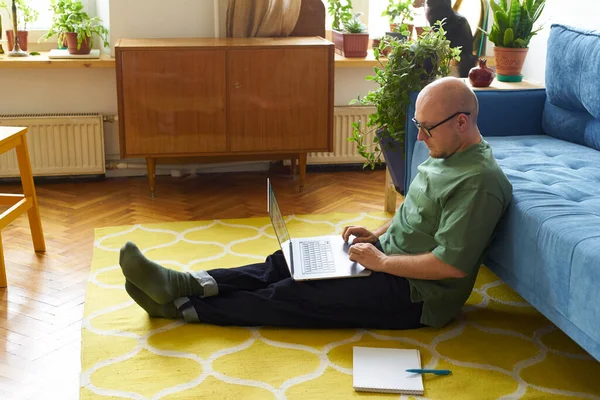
[406,369,452,375]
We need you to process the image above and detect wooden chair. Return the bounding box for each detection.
[290,0,326,38]
[0,126,46,287]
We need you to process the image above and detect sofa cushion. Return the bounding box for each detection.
[484,136,600,345]
[543,24,600,150]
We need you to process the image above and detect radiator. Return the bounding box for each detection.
[0,113,105,178]
[307,105,377,164]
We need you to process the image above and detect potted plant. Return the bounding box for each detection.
[1,0,39,52]
[372,36,392,56]
[327,0,353,35]
[382,0,414,40]
[332,12,369,57]
[328,0,369,57]
[40,0,109,54]
[349,20,461,190]
[479,0,546,82]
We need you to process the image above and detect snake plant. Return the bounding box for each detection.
[480,0,546,48]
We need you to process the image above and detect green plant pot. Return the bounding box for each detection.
[497,73,524,82]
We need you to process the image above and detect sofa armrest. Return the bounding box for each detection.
[403,88,547,192]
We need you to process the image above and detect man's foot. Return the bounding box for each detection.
[119,241,204,304]
[125,280,182,319]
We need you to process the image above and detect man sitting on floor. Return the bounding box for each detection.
[119,77,513,330]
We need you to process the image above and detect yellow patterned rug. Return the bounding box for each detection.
[81,212,600,400]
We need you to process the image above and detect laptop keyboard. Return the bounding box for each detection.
[300,240,335,274]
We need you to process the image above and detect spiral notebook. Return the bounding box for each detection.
[352,346,424,395]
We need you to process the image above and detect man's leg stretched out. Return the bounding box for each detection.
[120,241,295,303]
[120,241,425,330]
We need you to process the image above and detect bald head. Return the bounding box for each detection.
[414,77,482,158]
[418,77,479,120]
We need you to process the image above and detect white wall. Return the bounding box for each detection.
[520,0,600,84]
[107,0,216,56]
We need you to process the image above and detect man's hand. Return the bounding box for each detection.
[348,243,388,272]
[342,226,378,244]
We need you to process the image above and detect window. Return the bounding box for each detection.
[0,0,90,31]
[324,0,482,39]
[367,0,427,39]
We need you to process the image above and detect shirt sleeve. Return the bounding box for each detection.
[431,189,505,273]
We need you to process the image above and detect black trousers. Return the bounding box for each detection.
[176,243,424,330]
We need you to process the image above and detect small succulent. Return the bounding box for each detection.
[344,13,367,34]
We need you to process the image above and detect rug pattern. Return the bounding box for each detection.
[81,212,600,399]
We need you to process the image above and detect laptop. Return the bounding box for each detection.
[267,178,371,281]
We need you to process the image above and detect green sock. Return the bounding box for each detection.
[125,280,182,319]
[119,241,204,304]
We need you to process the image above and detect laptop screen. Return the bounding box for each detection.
[267,179,291,246]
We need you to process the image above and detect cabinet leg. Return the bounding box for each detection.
[298,153,307,192]
[291,158,297,179]
[147,157,156,198]
[0,232,6,288]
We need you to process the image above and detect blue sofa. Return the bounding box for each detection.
[402,24,600,361]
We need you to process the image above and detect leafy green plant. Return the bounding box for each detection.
[0,0,39,30]
[343,13,366,33]
[40,0,109,50]
[70,17,109,50]
[349,20,461,168]
[382,0,414,27]
[479,0,546,48]
[327,0,354,32]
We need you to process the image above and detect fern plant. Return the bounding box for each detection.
[480,0,546,48]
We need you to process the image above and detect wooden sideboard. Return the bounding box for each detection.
[115,37,334,196]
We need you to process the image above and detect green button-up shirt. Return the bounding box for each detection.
[380,139,512,328]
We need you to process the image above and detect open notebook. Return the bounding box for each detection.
[352,346,424,395]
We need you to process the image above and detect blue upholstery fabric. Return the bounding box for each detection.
[485,136,600,357]
[543,24,600,150]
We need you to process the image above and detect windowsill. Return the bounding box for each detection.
[0,49,495,70]
[0,50,115,68]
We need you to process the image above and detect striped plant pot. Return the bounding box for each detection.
[332,30,369,58]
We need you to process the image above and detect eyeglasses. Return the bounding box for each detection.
[412,111,471,138]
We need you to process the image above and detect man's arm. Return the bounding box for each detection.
[373,220,392,237]
[348,244,466,280]
[382,252,467,279]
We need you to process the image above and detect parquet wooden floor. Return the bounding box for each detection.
[0,169,399,400]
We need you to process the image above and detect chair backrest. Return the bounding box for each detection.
[452,0,490,57]
[542,24,600,151]
[290,0,326,38]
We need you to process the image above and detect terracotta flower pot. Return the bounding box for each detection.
[372,39,391,56]
[6,29,28,51]
[332,30,369,58]
[66,32,92,55]
[493,47,529,80]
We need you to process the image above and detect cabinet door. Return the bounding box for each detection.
[120,49,227,156]
[228,47,332,153]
